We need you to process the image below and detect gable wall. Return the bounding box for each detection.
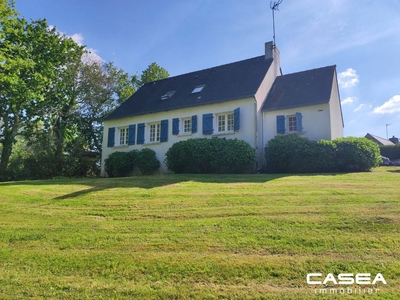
[101,98,256,175]
[262,103,332,162]
[329,71,344,139]
[254,57,282,165]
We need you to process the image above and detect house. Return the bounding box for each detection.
[365,133,395,146]
[101,42,344,175]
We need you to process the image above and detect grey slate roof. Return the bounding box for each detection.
[262,65,336,111]
[365,133,395,146]
[105,56,273,120]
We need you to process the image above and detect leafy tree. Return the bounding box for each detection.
[0,2,84,179]
[42,45,84,174]
[132,62,169,89]
[0,1,168,180]
[77,60,135,153]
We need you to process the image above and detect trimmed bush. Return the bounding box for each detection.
[265,134,313,173]
[104,151,136,177]
[165,137,256,174]
[104,149,160,177]
[265,135,380,173]
[136,148,160,175]
[333,137,381,172]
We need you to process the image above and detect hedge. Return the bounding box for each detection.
[164,137,256,174]
[265,135,381,173]
[104,148,160,177]
[379,144,400,160]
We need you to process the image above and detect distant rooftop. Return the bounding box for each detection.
[365,133,395,146]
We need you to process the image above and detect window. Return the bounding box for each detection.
[182,118,191,133]
[173,116,197,135]
[191,85,205,93]
[288,115,297,132]
[149,123,160,142]
[119,127,129,145]
[217,113,234,133]
[161,91,175,100]
[203,108,239,135]
[276,112,303,134]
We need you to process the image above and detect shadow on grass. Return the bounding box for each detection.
[0,172,344,200]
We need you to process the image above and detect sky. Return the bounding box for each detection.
[15,0,400,139]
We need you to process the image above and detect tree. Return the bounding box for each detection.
[0,3,84,179]
[132,62,169,89]
[41,44,84,174]
[77,60,135,154]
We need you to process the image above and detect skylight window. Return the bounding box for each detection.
[161,91,175,100]
[191,85,205,94]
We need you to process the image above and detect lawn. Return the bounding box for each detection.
[0,167,399,299]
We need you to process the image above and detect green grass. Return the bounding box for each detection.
[0,167,399,299]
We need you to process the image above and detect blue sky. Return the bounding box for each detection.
[16,0,400,139]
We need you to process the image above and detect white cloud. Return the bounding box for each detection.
[373,95,400,114]
[48,26,103,64]
[70,33,84,45]
[341,97,355,105]
[354,104,364,112]
[338,68,359,88]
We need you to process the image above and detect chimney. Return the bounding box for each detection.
[265,41,281,77]
[265,41,274,60]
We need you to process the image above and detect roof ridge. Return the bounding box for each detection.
[143,55,267,85]
[280,65,336,77]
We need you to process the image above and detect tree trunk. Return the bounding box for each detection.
[54,117,64,175]
[0,138,13,180]
[0,115,19,181]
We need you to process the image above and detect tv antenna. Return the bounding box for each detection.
[270,0,283,47]
[386,123,392,139]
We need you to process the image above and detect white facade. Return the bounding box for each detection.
[101,43,344,176]
[262,73,343,144]
[254,46,282,164]
[329,71,344,140]
[263,103,331,143]
[102,98,256,174]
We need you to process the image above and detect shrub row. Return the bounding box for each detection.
[265,135,381,173]
[7,152,99,181]
[379,144,400,160]
[164,137,256,174]
[104,148,160,177]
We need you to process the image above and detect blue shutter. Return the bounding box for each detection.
[277,115,285,134]
[192,115,197,133]
[128,124,136,145]
[160,119,168,142]
[296,112,303,132]
[234,107,240,131]
[202,113,213,135]
[172,118,179,135]
[137,123,145,144]
[107,127,115,147]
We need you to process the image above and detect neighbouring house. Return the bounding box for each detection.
[365,133,395,146]
[101,42,344,175]
[389,136,399,144]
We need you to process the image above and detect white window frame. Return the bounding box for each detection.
[216,112,234,133]
[117,126,129,146]
[287,114,297,133]
[182,117,192,134]
[191,85,205,94]
[149,122,160,143]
